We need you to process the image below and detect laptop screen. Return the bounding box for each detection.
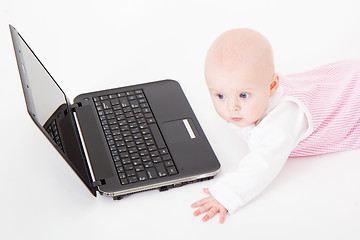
[10,25,96,196]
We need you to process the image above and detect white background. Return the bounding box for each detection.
[1,0,360,239]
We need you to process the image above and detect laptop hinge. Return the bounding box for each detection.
[92,179,106,187]
[70,103,82,112]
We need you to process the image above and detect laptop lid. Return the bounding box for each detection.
[9,25,96,196]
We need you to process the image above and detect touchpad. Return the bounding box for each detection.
[162,118,198,144]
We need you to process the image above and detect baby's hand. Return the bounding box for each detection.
[191,188,228,224]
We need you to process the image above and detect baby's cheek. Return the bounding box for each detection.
[242,104,258,119]
[251,104,267,119]
[214,106,228,121]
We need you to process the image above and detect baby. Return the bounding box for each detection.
[191,28,360,224]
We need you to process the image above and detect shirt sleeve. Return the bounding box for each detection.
[209,100,310,214]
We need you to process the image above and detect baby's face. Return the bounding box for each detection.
[206,66,275,128]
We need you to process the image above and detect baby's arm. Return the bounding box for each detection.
[191,188,228,224]
[191,100,310,222]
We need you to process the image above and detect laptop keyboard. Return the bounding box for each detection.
[93,89,178,185]
[45,119,64,153]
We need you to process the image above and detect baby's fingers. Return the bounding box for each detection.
[219,208,228,224]
[193,202,212,217]
[202,207,218,222]
[203,188,210,195]
[191,196,210,208]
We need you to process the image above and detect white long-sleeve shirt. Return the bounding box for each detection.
[209,86,311,214]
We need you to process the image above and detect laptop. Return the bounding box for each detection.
[10,25,220,200]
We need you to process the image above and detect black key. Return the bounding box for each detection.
[126,141,135,148]
[126,169,135,177]
[149,124,166,149]
[110,99,119,106]
[113,130,121,136]
[139,150,148,156]
[119,97,129,107]
[144,162,153,168]
[129,100,140,108]
[124,136,133,142]
[159,148,168,155]
[106,114,115,119]
[121,158,131,165]
[135,165,144,172]
[117,146,127,153]
[123,107,131,113]
[128,176,138,183]
[143,134,152,140]
[137,118,146,124]
[124,164,133,171]
[137,144,147,150]
[142,108,151,113]
[133,108,142,114]
[105,109,114,115]
[139,123,147,129]
[155,163,167,177]
[118,172,126,179]
[137,171,148,181]
[101,100,111,109]
[167,166,178,175]
[130,153,140,160]
[162,154,171,161]
[120,125,130,131]
[141,156,151,162]
[108,119,116,125]
[146,168,157,179]
[148,145,157,152]
[128,95,136,100]
[141,129,150,135]
[133,133,141,139]
[115,140,125,146]
[144,113,153,118]
[120,179,128,185]
[140,103,148,108]
[120,152,129,158]
[110,124,119,131]
[145,139,155,146]
[152,156,161,163]
[164,160,174,167]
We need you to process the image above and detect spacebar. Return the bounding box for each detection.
[149,123,166,149]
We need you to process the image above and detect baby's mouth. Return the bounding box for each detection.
[231,117,243,122]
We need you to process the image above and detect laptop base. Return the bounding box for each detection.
[111,176,214,200]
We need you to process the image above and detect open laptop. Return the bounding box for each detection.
[10,25,220,200]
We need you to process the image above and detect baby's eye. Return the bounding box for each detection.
[217,94,224,99]
[240,93,249,99]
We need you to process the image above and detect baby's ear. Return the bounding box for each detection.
[269,74,279,97]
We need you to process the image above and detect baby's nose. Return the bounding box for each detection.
[227,100,240,111]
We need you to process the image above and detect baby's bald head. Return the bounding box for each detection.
[205,28,275,86]
[204,28,279,127]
